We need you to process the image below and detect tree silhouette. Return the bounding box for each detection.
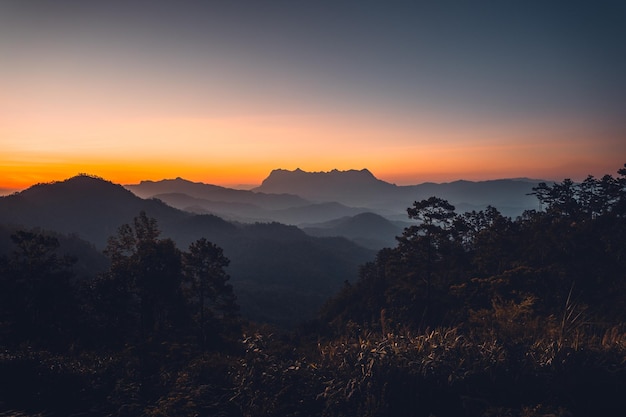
[99,212,186,344]
[394,197,458,327]
[531,166,626,220]
[184,238,239,348]
[0,231,78,347]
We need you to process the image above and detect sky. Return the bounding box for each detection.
[2,0,625,192]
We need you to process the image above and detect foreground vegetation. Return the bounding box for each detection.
[1,165,625,416]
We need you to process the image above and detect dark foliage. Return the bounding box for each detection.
[0,231,80,349]
[321,165,626,332]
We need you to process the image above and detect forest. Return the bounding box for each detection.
[1,165,625,416]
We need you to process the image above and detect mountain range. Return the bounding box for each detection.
[253,168,544,218]
[127,168,544,225]
[0,169,547,326]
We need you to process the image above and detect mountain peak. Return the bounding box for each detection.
[254,168,395,205]
[18,173,138,202]
[1,174,188,248]
[265,168,375,180]
[22,174,128,197]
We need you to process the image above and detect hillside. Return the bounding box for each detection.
[0,175,187,249]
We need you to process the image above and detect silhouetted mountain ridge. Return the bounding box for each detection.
[0,175,187,248]
[127,177,308,210]
[255,168,396,205]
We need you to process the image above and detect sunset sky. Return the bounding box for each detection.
[2,1,625,192]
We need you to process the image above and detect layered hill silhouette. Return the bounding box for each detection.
[127,177,373,225]
[128,169,544,227]
[146,192,370,225]
[0,175,373,325]
[126,177,308,210]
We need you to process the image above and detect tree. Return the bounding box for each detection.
[531,166,626,220]
[320,164,626,342]
[97,212,186,344]
[532,179,580,219]
[394,197,458,327]
[184,238,239,348]
[463,206,516,276]
[0,231,78,347]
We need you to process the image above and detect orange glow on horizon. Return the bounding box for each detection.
[2,111,624,192]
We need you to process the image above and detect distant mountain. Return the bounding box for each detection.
[302,212,404,250]
[254,168,397,206]
[254,168,544,218]
[126,177,309,210]
[0,175,373,326]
